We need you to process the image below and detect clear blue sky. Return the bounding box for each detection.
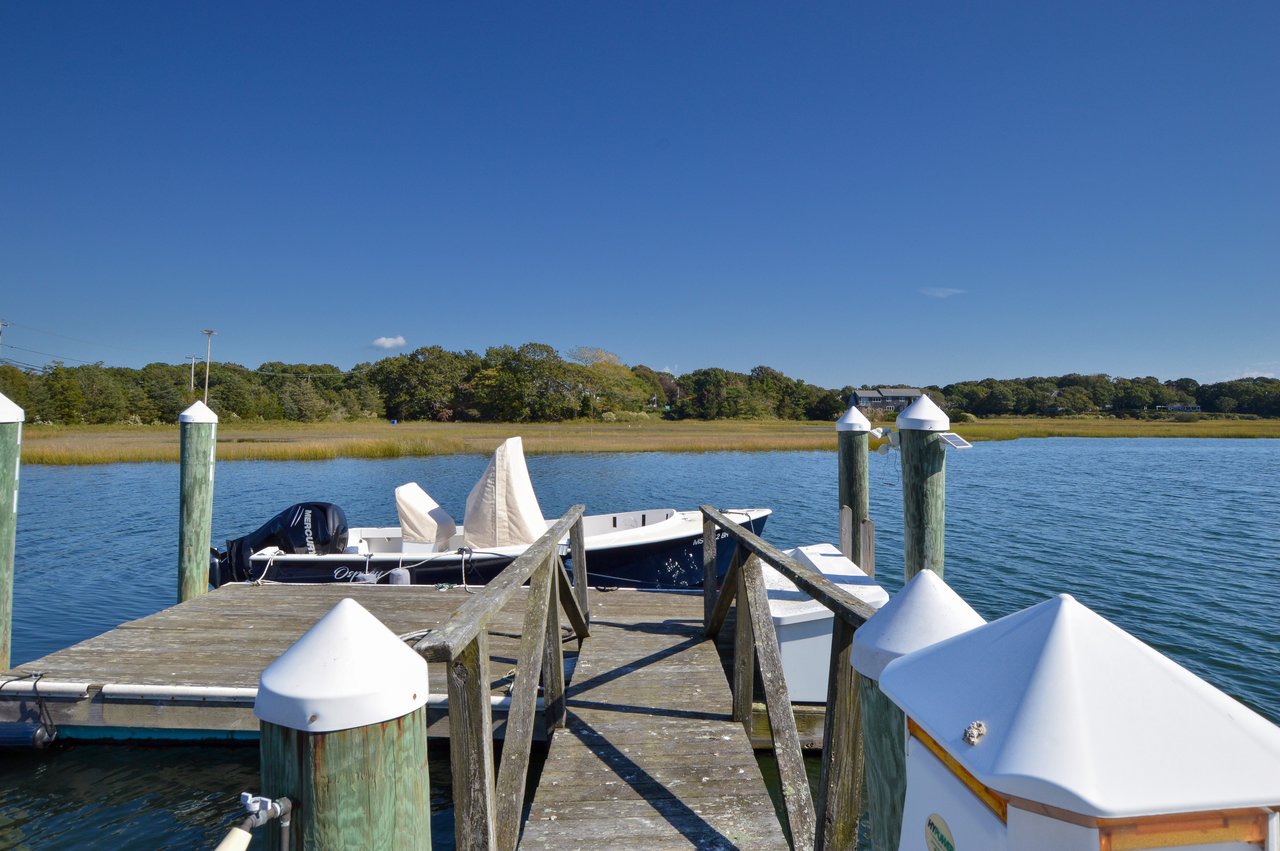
[2,1,1276,389]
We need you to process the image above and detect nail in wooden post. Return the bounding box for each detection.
[836,404,871,567]
[0,393,23,670]
[897,395,948,581]
[255,598,432,849]
[178,401,217,602]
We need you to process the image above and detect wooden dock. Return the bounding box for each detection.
[1,505,875,850]
[0,583,558,741]
[0,583,790,849]
[519,589,788,849]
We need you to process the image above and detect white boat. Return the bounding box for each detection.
[211,437,770,589]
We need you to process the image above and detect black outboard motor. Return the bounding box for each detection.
[214,502,348,585]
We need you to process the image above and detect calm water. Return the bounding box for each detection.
[2,439,1278,846]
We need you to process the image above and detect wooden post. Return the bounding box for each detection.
[702,514,718,626]
[542,556,566,733]
[836,404,871,567]
[255,598,432,849]
[732,557,757,725]
[858,672,906,851]
[178,401,217,602]
[850,570,985,851]
[569,516,589,625]
[815,616,863,851]
[0,393,22,671]
[897,396,948,581]
[819,404,871,849]
[451,631,497,849]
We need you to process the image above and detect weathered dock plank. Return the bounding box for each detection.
[0,582,562,740]
[519,590,788,850]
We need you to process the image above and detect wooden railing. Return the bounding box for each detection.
[701,505,879,851]
[414,506,591,851]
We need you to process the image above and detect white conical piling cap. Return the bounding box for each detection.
[0,392,23,423]
[255,598,430,732]
[178,400,218,423]
[878,594,1280,817]
[851,570,985,680]
[896,394,949,431]
[835,404,871,432]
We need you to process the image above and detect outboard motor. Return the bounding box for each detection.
[215,502,348,585]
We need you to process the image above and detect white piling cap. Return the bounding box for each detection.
[896,394,949,431]
[0,392,23,423]
[851,570,984,680]
[179,400,219,423]
[835,404,871,432]
[255,598,430,732]
[879,594,1280,817]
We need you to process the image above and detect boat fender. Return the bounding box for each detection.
[388,567,411,585]
[0,722,54,749]
[354,571,379,583]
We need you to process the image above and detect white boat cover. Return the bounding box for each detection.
[879,593,1280,817]
[395,482,457,550]
[463,437,546,549]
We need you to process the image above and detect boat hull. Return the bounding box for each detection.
[230,512,769,590]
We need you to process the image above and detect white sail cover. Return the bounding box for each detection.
[395,482,457,550]
[463,437,546,549]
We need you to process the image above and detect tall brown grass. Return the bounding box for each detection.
[17,417,1280,465]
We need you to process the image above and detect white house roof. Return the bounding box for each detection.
[878,594,1280,817]
[850,569,984,680]
[895,394,949,431]
[255,598,430,733]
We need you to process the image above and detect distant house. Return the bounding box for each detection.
[852,387,924,412]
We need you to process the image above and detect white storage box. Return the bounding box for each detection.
[764,543,887,702]
[879,594,1280,851]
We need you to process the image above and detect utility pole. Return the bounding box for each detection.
[201,330,216,404]
[0,320,8,361]
[189,355,198,393]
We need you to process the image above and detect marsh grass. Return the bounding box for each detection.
[17,417,1280,465]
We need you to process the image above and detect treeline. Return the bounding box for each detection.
[0,343,843,425]
[1,344,1278,424]
[937,374,1280,418]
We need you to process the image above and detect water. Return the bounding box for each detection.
[3,439,1278,846]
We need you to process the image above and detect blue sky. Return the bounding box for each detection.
[2,1,1276,389]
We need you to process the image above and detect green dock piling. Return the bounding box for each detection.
[897,396,949,581]
[178,401,217,602]
[0,393,23,670]
[255,598,432,849]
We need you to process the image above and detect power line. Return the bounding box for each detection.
[2,319,149,354]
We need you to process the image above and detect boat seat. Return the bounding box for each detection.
[396,482,457,551]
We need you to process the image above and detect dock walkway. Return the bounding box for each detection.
[519,590,788,850]
[2,583,789,849]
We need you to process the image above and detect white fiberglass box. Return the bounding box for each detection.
[881,594,1280,851]
[764,543,887,702]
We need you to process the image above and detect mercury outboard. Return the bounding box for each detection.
[212,502,348,586]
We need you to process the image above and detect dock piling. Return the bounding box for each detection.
[897,394,949,580]
[0,393,22,670]
[836,403,871,566]
[255,598,432,849]
[818,403,873,850]
[851,570,985,851]
[178,401,217,602]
